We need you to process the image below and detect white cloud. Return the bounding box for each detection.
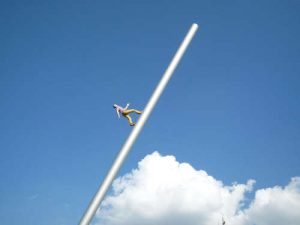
[95,152,300,225]
[232,177,300,225]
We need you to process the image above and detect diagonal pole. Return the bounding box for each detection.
[79,23,198,225]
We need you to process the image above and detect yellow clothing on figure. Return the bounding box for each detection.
[113,103,142,126]
[122,109,142,126]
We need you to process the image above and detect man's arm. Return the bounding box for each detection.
[125,103,130,110]
[116,109,120,118]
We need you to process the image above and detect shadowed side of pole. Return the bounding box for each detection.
[79,23,198,225]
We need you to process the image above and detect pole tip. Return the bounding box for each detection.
[192,23,199,29]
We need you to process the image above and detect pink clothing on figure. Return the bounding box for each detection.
[113,103,129,118]
[113,104,125,113]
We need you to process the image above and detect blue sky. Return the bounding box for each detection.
[1,0,300,224]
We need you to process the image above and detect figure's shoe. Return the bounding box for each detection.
[130,123,135,126]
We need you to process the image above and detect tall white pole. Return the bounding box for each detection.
[79,23,198,225]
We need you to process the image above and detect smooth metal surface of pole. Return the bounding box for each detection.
[79,23,198,225]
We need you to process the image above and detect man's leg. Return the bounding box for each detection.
[124,114,135,126]
[133,109,142,114]
[123,109,142,115]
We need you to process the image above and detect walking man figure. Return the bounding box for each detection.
[113,103,142,126]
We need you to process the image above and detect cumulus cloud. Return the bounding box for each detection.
[95,152,300,225]
[232,177,300,225]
